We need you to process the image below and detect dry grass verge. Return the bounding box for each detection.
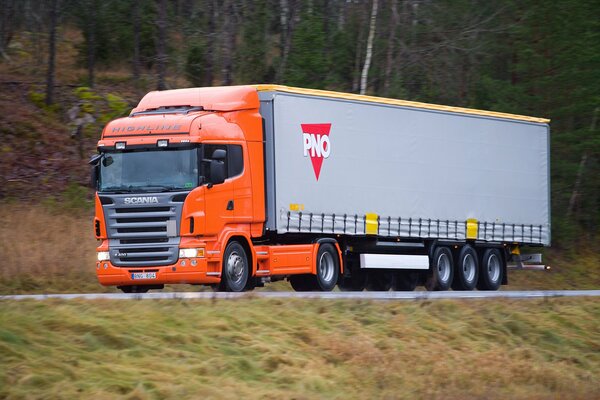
[0,204,109,294]
[0,297,598,399]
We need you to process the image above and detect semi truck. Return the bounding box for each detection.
[90,85,550,293]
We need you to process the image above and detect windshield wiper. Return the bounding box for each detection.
[100,185,135,193]
[136,185,187,192]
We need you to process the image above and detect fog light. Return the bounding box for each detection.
[97,251,110,261]
[103,263,108,269]
[191,259,197,266]
[181,260,186,267]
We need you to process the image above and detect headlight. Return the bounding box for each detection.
[97,251,110,261]
[179,248,205,258]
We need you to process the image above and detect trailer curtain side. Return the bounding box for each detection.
[258,91,550,246]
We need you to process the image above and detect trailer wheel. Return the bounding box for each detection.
[392,271,418,291]
[220,241,249,292]
[425,247,454,291]
[478,248,503,291]
[452,245,479,291]
[366,270,393,291]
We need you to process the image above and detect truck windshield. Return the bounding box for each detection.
[99,148,199,193]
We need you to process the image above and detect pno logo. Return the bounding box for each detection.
[301,123,331,181]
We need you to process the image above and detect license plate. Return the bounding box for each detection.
[131,272,156,280]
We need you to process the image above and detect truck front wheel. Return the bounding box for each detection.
[425,247,454,291]
[220,241,249,292]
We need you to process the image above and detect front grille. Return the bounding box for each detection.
[120,238,169,244]
[101,193,187,267]
[115,206,171,214]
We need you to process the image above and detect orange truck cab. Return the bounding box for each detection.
[91,85,549,293]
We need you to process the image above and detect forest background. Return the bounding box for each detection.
[0,0,598,288]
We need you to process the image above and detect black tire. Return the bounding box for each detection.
[478,248,503,291]
[392,271,418,291]
[338,269,367,291]
[219,241,249,292]
[119,285,150,293]
[452,245,479,291]
[289,274,315,291]
[425,246,454,291]
[366,270,393,291]
[313,243,339,291]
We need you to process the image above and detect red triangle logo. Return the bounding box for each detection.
[301,123,332,181]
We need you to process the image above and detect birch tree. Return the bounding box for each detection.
[360,0,378,95]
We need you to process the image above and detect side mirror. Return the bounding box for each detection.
[88,154,102,189]
[90,165,99,189]
[209,160,226,186]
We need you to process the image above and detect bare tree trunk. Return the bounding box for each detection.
[360,0,378,95]
[383,0,399,96]
[567,107,599,217]
[279,0,288,57]
[45,0,58,105]
[132,0,141,83]
[205,0,217,86]
[337,0,346,29]
[156,0,167,90]
[87,0,97,88]
[221,0,236,85]
[276,0,297,83]
[352,17,366,93]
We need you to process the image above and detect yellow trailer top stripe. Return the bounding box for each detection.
[253,84,550,124]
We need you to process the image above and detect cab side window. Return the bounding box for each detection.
[204,144,243,183]
[228,145,243,177]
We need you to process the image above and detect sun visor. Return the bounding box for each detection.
[131,85,260,114]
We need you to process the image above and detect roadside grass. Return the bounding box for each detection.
[0,204,109,294]
[0,297,599,399]
[1,204,599,294]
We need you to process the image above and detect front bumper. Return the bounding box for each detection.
[96,257,221,286]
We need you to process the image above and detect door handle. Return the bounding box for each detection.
[227,200,234,210]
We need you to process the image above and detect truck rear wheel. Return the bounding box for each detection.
[220,241,249,292]
[313,243,339,291]
[290,244,339,292]
[478,248,503,291]
[452,245,479,291]
[425,247,454,291]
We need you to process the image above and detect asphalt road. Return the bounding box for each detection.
[1,290,599,301]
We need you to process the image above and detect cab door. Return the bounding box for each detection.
[203,144,235,236]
